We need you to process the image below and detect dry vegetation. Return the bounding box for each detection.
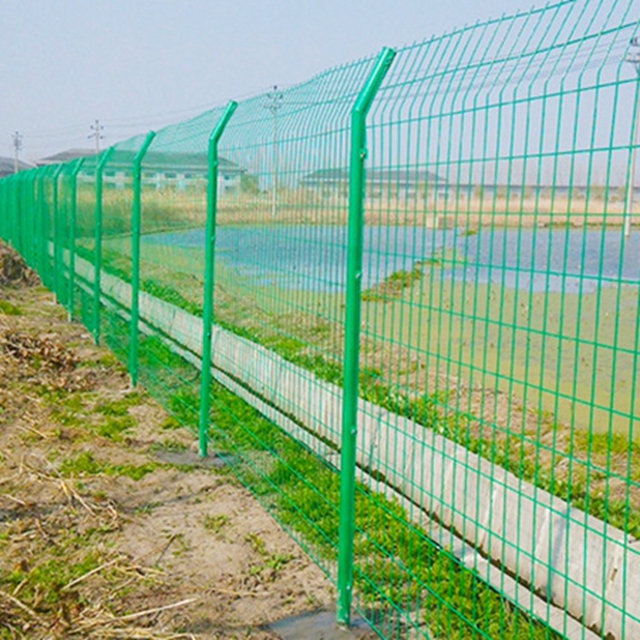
[0,244,335,639]
[75,185,640,236]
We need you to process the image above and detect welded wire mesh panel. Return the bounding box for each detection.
[73,155,99,328]
[98,136,146,362]
[38,165,59,292]
[1,2,639,637]
[351,1,640,637]
[54,163,77,308]
[0,176,8,242]
[13,173,28,264]
[201,58,380,582]
[135,110,223,435]
[14,172,30,265]
[22,171,39,270]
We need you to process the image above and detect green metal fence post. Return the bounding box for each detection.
[37,168,48,279]
[25,171,37,268]
[22,171,31,266]
[9,175,17,249]
[24,172,34,262]
[198,101,238,458]
[25,171,35,262]
[129,131,157,387]
[93,147,114,344]
[13,173,20,249]
[337,46,396,627]
[52,165,64,301]
[4,176,13,246]
[0,180,4,241]
[0,178,6,242]
[9,174,18,249]
[15,171,26,257]
[68,158,85,319]
[1,177,7,243]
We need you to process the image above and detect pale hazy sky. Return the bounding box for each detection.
[0,0,535,161]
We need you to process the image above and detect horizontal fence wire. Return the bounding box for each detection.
[1,1,639,638]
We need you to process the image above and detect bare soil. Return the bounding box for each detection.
[0,245,334,639]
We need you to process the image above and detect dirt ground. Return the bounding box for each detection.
[0,245,335,639]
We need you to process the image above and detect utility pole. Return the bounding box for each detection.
[625,37,640,238]
[265,86,283,219]
[89,119,105,154]
[12,131,23,173]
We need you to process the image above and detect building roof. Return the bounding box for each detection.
[0,156,34,177]
[141,151,244,174]
[33,148,245,176]
[35,148,97,166]
[301,167,446,187]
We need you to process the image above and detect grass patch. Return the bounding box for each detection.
[46,253,632,636]
[362,264,424,302]
[142,337,558,639]
[2,553,101,608]
[245,532,293,579]
[151,438,189,453]
[46,392,140,442]
[95,394,145,417]
[0,300,22,315]
[211,379,557,638]
[95,415,136,441]
[203,514,230,534]
[59,451,157,481]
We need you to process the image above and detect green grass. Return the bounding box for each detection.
[203,514,230,533]
[151,438,189,453]
[41,243,633,636]
[0,300,22,315]
[95,270,640,538]
[136,336,558,639]
[44,390,142,442]
[362,264,425,302]
[95,392,145,416]
[2,553,101,607]
[95,415,136,441]
[59,451,157,481]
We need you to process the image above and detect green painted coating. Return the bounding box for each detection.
[15,172,26,259]
[24,171,37,267]
[42,166,56,289]
[2,7,640,637]
[93,147,114,344]
[51,165,64,301]
[199,101,238,458]
[68,158,85,317]
[36,168,46,277]
[129,131,157,387]
[337,46,396,628]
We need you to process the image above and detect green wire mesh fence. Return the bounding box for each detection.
[1,1,640,637]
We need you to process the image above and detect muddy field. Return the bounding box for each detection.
[0,244,335,639]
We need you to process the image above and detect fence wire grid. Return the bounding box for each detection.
[1,1,640,638]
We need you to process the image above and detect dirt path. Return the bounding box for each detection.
[0,246,334,639]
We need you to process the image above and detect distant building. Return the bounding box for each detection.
[141,151,246,194]
[301,169,636,203]
[449,183,639,201]
[301,167,449,200]
[65,150,246,193]
[34,148,246,193]
[35,148,97,166]
[0,156,34,177]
